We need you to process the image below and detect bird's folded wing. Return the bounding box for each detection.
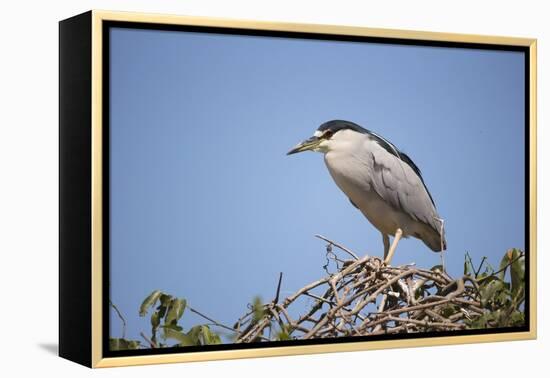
[369,143,438,230]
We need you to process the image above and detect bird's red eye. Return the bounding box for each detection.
[323,131,334,139]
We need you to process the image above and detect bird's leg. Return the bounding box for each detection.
[384,228,403,265]
[382,234,390,261]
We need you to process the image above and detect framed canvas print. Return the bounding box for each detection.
[59,10,537,368]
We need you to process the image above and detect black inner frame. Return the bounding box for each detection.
[102,20,531,358]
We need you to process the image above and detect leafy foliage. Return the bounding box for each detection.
[110,290,221,350]
[466,248,525,328]
[109,338,140,351]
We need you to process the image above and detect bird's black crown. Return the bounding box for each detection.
[317,120,369,135]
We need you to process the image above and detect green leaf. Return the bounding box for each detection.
[480,279,504,308]
[478,274,499,287]
[157,294,172,319]
[127,340,141,349]
[186,325,203,345]
[199,325,222,345]
[201,326,214,345]
[277,331,290,340]
[109,338,125,351]
[252,296,265,323]
[210,333,222,344]
[165,298,187,325]
[510,249,525,296]
[510,311,525,326]
[469,314,489,329]
[140,290,163,317]
[163,327,194,346]
[109,338,141,351]
[168,325,223,346]
[162,323,183,332]
[159,294,172,307]
[151,311,161,328]
[498,250,513,281]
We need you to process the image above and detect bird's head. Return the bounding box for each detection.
[286,120,368,155]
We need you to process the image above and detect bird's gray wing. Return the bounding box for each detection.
[367,142,438,230]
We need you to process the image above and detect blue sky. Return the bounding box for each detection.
[108,27,525,343]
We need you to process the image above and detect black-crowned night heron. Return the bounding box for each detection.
[287,120,446,264]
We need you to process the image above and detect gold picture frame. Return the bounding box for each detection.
[59,10,537,368]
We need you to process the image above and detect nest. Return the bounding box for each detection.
[233,236,483,342]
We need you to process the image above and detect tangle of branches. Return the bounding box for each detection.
[232,235,524,343]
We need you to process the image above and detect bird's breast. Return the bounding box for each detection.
[324,151,372,195]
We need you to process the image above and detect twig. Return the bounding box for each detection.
[140,331,157,348]
[273,272,283,304]
[387,316,464,329]
[109,300,127,339]
[315,234,360,260]
[477,252,525,283]
[302,291,337,306]
[187,306,241,334]
[475,256,488,277]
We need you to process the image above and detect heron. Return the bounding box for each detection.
[287,120,446,264]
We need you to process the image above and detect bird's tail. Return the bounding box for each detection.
[423,230,446,252]
[424,218,446,252]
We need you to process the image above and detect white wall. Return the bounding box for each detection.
[0,0,546,376]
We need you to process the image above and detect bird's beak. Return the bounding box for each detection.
[286,136,321,155]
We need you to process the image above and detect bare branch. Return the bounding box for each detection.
[273,272,283,304]
[109,300,127,339]
[187,306,241,334]
[140,331,157,348]
[315,234,360,260]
